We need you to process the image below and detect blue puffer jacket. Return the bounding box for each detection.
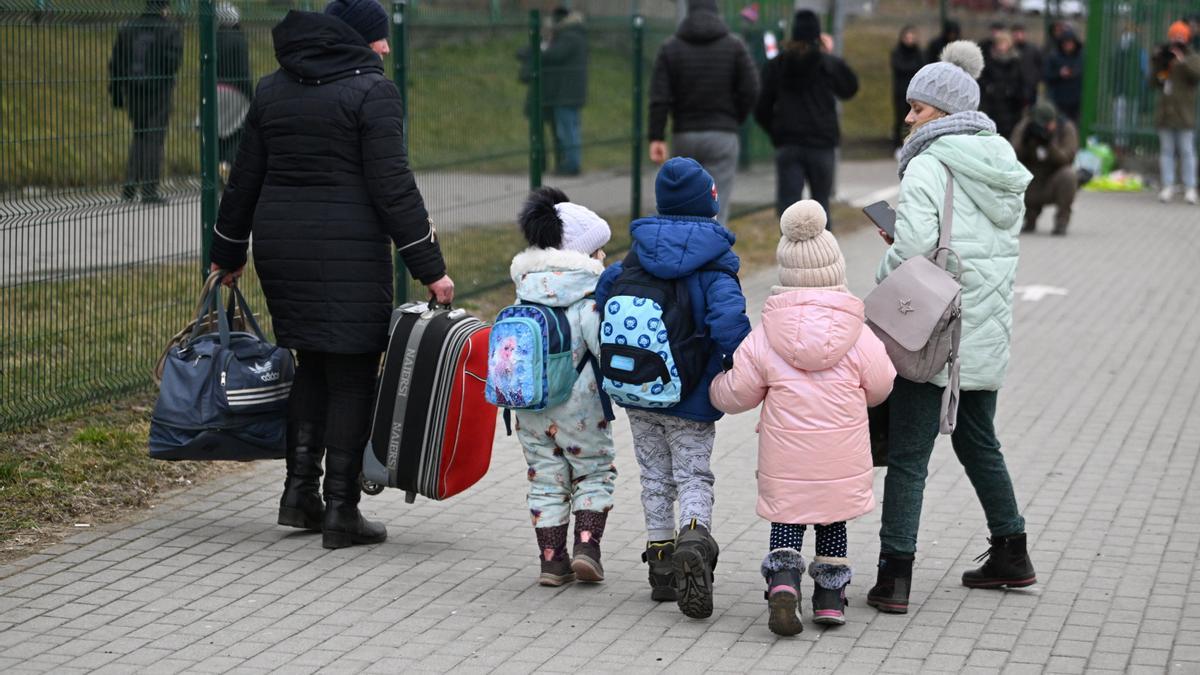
[596,215,751,422]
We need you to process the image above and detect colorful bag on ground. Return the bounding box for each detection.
[599,250,714,409]
[486,303,577,411]
[149,275,294,461]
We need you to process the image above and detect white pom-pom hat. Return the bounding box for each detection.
[906,39,985,114]
[774,200,846,293]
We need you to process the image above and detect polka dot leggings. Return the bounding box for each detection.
[769,522,848,557]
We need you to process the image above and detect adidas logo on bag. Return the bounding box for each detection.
[250,361,280,382]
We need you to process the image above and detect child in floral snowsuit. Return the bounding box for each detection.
[510,187,617,586]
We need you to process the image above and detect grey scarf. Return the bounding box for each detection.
[897,111,996,177]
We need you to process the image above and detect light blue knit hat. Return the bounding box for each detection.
[906,40,985,114]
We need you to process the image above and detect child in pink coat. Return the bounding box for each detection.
[710,201,895,636]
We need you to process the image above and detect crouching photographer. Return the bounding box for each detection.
[1152,21,1200,204]
[1011,101,1078,236]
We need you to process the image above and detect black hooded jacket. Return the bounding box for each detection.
[754,42,858,148]
[890,41,926,104]
[648,0,759,141]
[210,11,445,354]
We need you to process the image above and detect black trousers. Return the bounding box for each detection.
[775,145,836,229]
[287,351,382,495]
[124,92,172,198]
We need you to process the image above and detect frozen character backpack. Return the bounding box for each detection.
[599,249,731,408]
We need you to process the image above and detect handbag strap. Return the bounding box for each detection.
[934,162,956,269]
[940,308,962,435]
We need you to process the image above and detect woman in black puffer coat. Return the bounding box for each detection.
[210,2,455,550]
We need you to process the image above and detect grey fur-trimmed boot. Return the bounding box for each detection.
[762,548,806,636]
[809,556,852,626]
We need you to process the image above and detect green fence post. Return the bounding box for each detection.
[1079,0,1103,140]
[631,13,645,222]
[199,0,218,277]
[392,1,410,305]
[528,9,543,191]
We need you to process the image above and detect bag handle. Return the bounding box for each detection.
[188,272,267,346]
[934,162,956,270]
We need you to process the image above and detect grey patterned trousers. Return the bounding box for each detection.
[626,409,716,541]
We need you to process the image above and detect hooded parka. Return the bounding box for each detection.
[709,290,895,524]
[210,11,445,354]
[878,133,1033,391]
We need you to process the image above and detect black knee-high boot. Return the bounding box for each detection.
[321,445,386,549]
[277,422,325,532]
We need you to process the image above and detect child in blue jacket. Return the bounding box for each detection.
[595,157,751,619]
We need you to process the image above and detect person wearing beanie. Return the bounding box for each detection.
[1044,29,1083,122]
[870,39,1036,615]
[754,8,858,225]
[648,0,760,224]
[324,0,389,45]
[595,156,751,618]
[1151,21,1200,204]
[209,6,454,549]
[1011,99,1079,234]
[504,186,617,588]
[710,200,895,635]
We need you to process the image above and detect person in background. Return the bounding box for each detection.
[539,7,589,176]
[1011,100,1079,235]
[109,0,183,204]
[754,9,858,225]
[1152,21,1200,205]
[648,0,759,225]
[1044,29,1083,123]
[1111,21,1148,152]
[890,26,926,150]
[978,21,1006,63]
[209,0,455,550]
[216,2,252,181]
[1011,23,1043,106]
[925,19,961,65]
[979,30,1027,139]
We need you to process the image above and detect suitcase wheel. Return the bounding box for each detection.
[360,475,384,496]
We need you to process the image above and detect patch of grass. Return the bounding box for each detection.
[841,20,900,148]
[0,393,249,561]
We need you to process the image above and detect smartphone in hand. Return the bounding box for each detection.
[863,200,897,239]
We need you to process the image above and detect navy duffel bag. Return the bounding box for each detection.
[149,275,294,461]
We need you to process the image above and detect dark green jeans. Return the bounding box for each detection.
[879,377,1026,556]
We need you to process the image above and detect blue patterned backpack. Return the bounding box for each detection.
[600,250,725,409]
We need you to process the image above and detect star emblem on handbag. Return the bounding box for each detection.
[898,299,914,315]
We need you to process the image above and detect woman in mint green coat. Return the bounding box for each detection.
[866,41,1037,615]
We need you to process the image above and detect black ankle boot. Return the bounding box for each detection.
[962,533,1037,589]
[867,553,913,614]
[571,510,607,583]
[673,520,720,619]
[321,447,386,549]
[642,540,676,602]
[762,548,805,636]
[278,422,325,532]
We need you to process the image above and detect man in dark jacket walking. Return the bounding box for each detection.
[890,25,926,149]
[1011,101,1079,235]
[648,0,759,225]
[755,10,858,224]
[1011,23,1043,105]
[540,8,588,176]
[209,0,455,550]
[109,0,183,204]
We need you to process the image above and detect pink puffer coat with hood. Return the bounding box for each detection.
[710,289,895,524]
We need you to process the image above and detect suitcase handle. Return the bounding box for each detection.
[427,294,452,311]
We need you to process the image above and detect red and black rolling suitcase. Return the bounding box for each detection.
[362,302,495,502]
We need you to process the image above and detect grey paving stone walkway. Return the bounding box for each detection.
[2,189,1199,674]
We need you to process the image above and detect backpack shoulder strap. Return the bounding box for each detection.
[935,162,955,269]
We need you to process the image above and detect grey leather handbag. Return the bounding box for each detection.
[865,163,962,434]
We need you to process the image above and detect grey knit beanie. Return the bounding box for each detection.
[774,200,846,292]
[906,40,985,114]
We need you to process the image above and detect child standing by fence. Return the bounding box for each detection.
[492,187,617,587]
[710,201,895,635]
